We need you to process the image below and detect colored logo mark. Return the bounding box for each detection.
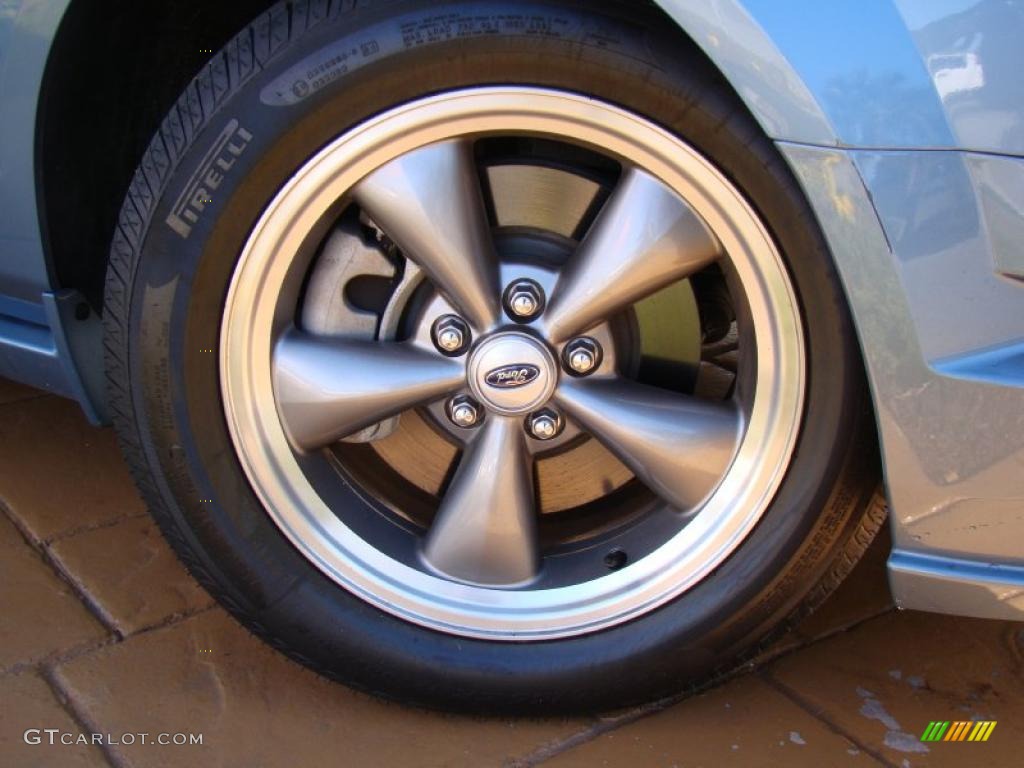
[921,721,996,742]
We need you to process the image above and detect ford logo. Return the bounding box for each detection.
[485,364,540,389]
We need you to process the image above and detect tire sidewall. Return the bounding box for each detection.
[124,0,871,711]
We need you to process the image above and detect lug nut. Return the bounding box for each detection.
[439,328,462,350]
[503,279,545,322]
[563,337,603,376]
[431,315,470,356]
[512,293,536,316]
[527,409,564,441]
[447,395,482,428]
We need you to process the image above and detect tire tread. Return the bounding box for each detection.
[103,0,885,713]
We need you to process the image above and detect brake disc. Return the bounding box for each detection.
[301,216,400,442]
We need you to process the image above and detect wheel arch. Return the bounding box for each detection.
[34,0,883,462]
[37,0,854,313]
[36,0,278,311]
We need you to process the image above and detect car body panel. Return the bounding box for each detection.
[0,0,67,304]
[854,150,1024,366]
[780,143,1024,619]
[899,0,1024,156]
[889,550,1024,621]
[0,0,101,414]
[653,0,1024,620]
[658,0,1024,154]
[0,0,1021,617]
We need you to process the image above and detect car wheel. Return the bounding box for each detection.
[104,0,882,713]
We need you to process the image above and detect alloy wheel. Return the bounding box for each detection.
[220,87,805,640]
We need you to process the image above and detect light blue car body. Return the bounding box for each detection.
[1,0,1022,620]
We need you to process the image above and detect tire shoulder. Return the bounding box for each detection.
[102,0,884,714]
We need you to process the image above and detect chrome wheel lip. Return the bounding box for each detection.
[220,87,805,640]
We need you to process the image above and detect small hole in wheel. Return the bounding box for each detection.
[604,549,628,571]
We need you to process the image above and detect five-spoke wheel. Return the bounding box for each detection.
[111,0,879,711]
[221,88,804,638]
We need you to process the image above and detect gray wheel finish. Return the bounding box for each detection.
[221,88,805,640]
[353,139,501,331]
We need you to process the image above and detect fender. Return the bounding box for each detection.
[655,0,1024,154]
[654,0,1024,619]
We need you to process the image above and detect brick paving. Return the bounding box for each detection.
[0,378,1021,767]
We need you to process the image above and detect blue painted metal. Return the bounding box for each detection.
[0,289,103,423]
[852,150,1024,365]
[0,0,93,413]
[650,0,1024,618]
[650,1,1024,618]
[779,142,1024,620]
[967,151,1024,281]
[849,147,1024,572]
[656,0,1024,155]
[889,550,1024,620]
[0,311,70,396]
[896,0,1024,157]
[743,0,954,147]
[653,0,837,144]
[41,290,106,423]
[0,292,48,325]
[0,0,69,303]
[934,341,1024,387]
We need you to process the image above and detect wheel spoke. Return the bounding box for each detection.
[273,330,464,451]
[544,167,721,342]
[353,139,500,330]
[554,377,741,510]
[423,416,538,585]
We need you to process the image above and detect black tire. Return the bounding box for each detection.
[104,0,882,713]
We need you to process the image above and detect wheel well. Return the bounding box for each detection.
[37,0,276,310]
[36,0,719,311]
